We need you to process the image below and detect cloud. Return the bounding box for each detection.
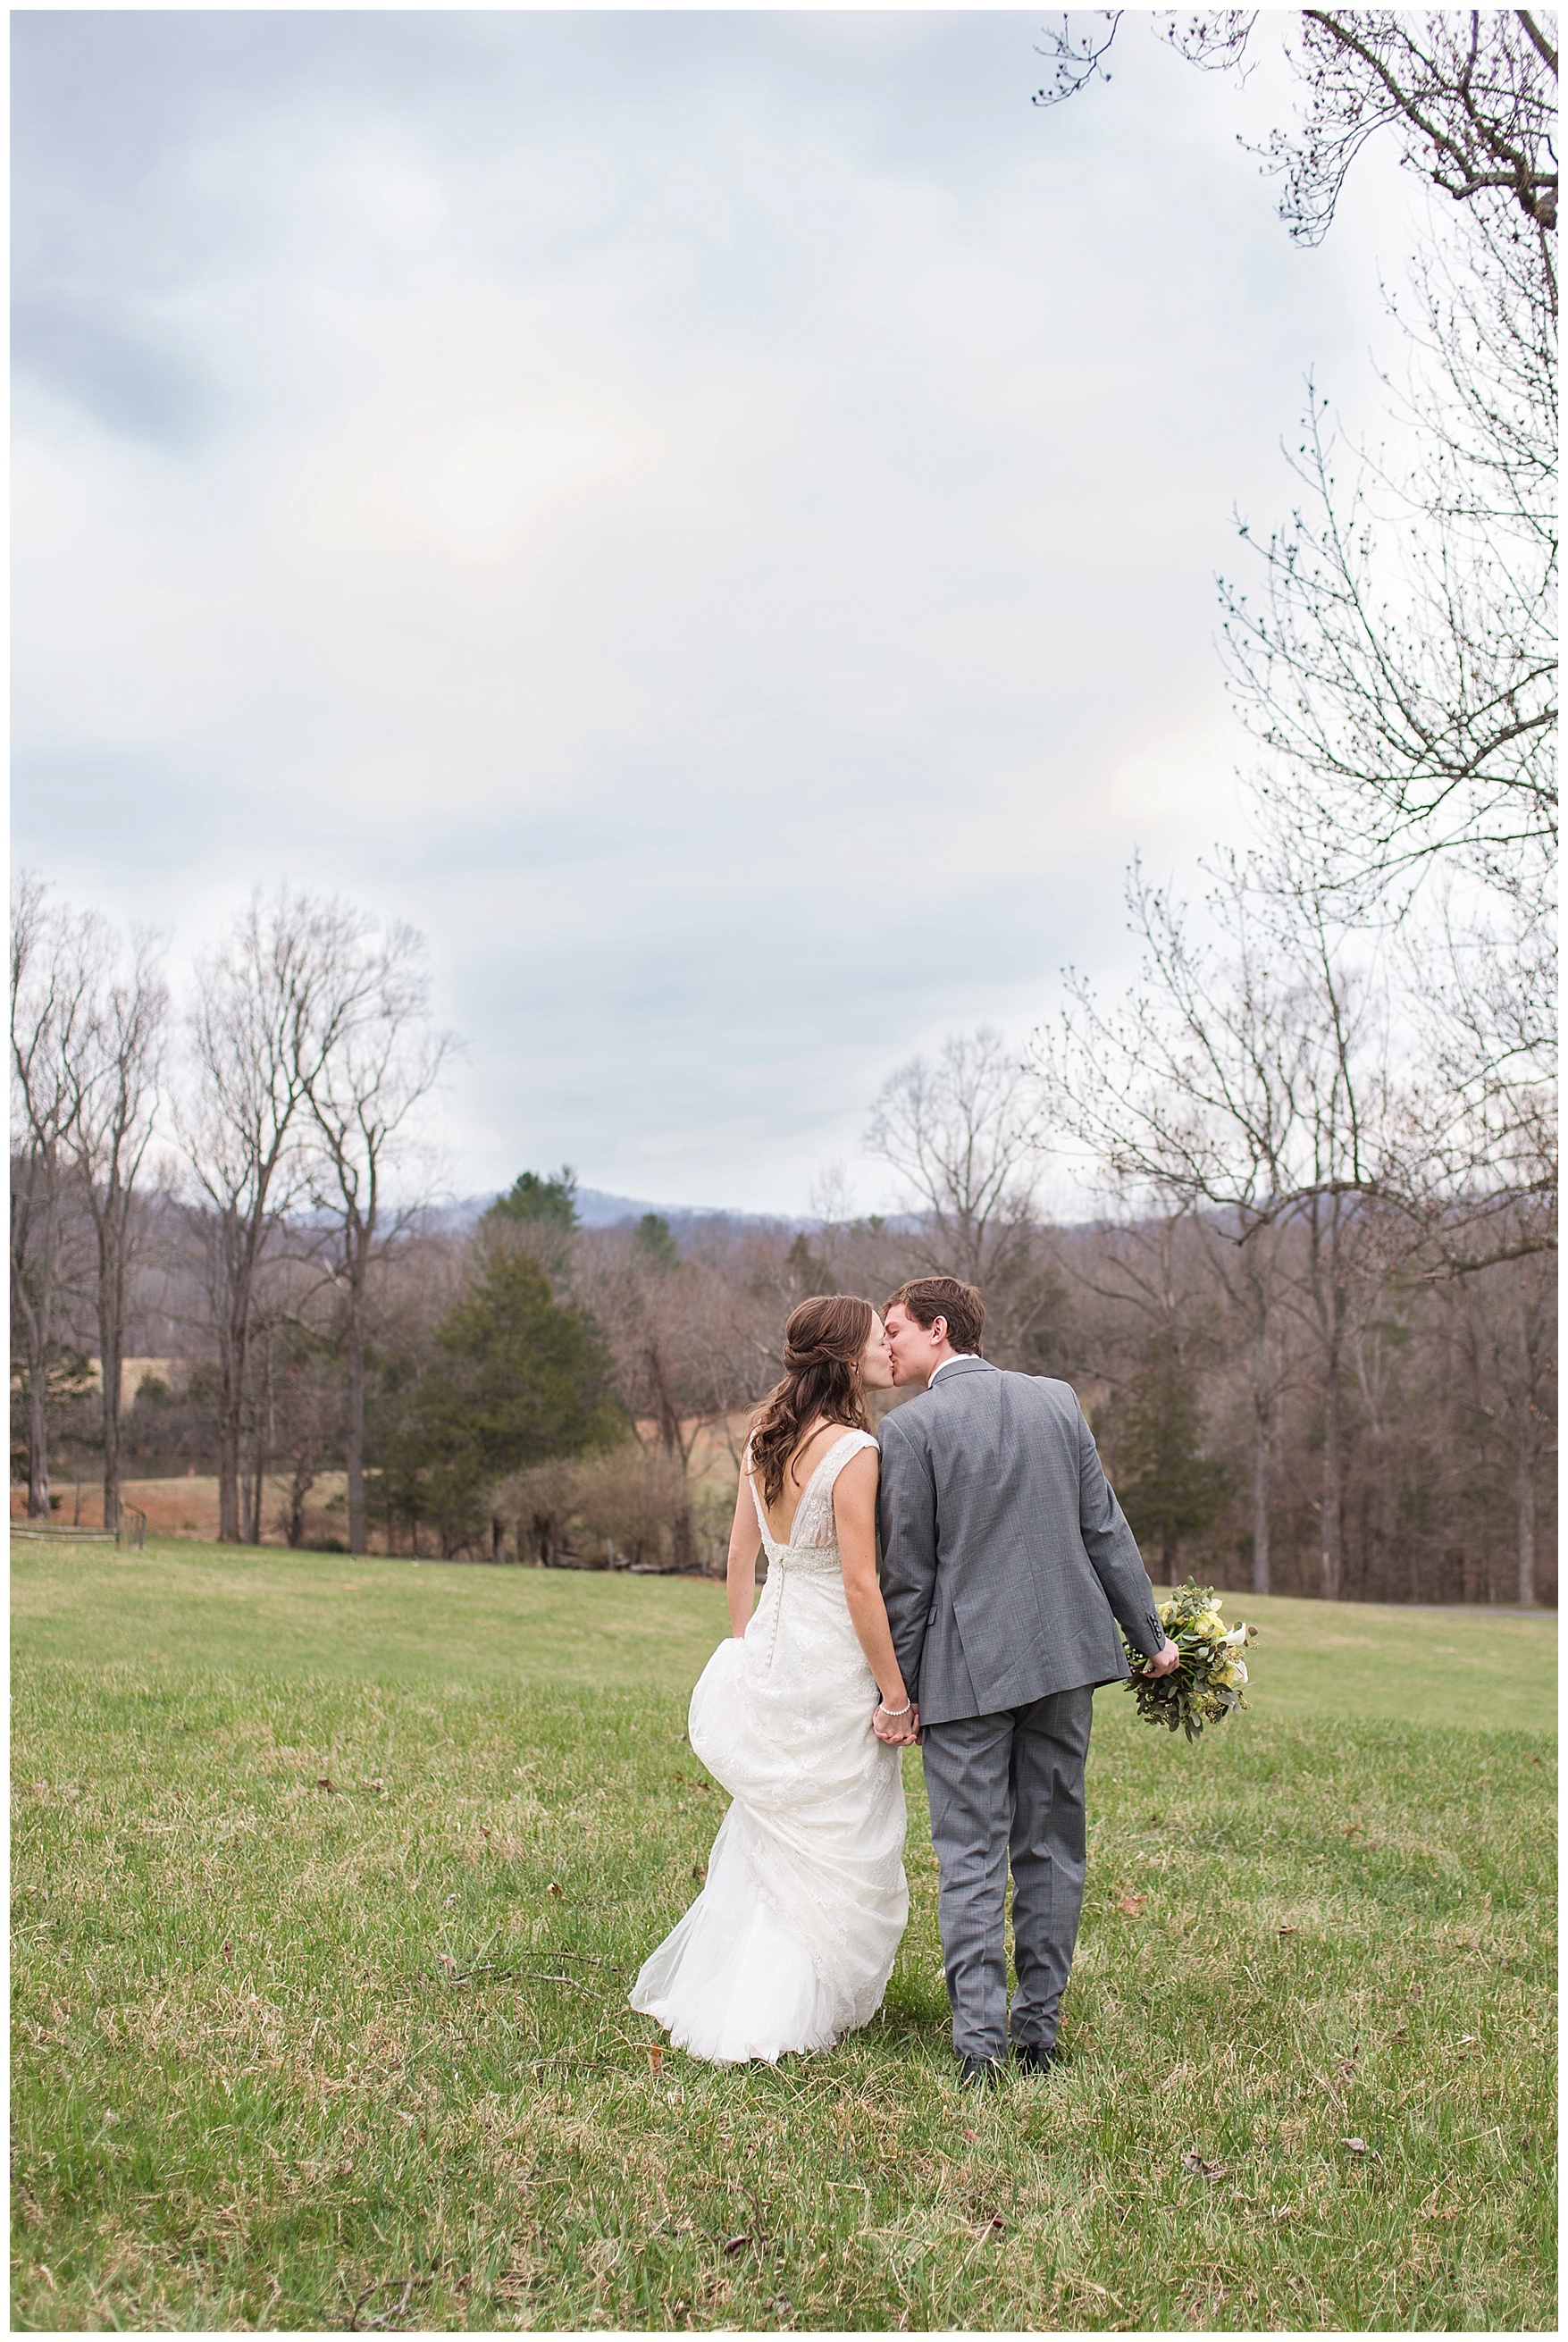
[12,12,1400,1211]
[13,295,222,445]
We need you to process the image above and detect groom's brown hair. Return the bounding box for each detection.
[884,1276,985,1356]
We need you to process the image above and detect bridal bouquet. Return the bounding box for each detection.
[1124,1581,1255,1744]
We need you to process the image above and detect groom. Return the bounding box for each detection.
[876,1276,1178,2089]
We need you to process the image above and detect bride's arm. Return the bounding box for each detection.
[725,1472,762,1639]
[834,1450,916,1741]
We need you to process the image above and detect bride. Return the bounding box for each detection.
[630,1296,916,2064]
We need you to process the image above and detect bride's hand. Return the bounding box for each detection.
[873,1696,918,1745]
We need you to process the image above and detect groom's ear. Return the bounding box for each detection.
[929,1317,948,1347]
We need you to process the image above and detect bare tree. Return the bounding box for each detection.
[10,876,93,1516]
[499,1456,583,1566]
[1036,852,1404,1598]
[1449,1243,1556,1606]
[1036,855,1396,1222]
[179,888,390,1543]
[1194,1211,1294,1594]
[267,1322,342,1549]
[63,921,169,1533]
[1504,1252,1555,1607]
[302,920,456,1556]
[574,1226,776,1563]
[1037,13,1557,1130]
[1036,13,1558,246]
[1396,879,1557,1275]
[1220,369,1555,906]
[566,1446,691,1571]
[864,1026,1039,1296]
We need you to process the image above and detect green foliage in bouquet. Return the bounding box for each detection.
[1123,1579,1256,1743]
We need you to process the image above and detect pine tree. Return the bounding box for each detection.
[636,1213,679,1269]
[487,1166,579,1231]
[1113,1334,1230,1581]
[387,1252,622,1554]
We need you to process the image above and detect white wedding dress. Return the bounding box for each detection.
[630,1428,909,2063]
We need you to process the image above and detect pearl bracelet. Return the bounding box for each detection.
[877,1698,911,1717]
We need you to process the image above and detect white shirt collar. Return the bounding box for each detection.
[928,1354,970,1383]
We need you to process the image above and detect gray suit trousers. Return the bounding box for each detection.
[920,1686,1094,2061]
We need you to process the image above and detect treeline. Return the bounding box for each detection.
[15,1134,1556,1606]
[11,881,461,1548]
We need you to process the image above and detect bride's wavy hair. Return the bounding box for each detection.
[749,1295,876,1508]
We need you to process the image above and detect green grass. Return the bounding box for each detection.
[1220,1589,1555,1736]
[12,1542,1558,2330]
[13,1545,1553,1733]
[10,1539,727,1696]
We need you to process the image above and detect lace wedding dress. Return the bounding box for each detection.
[630,1428,909,2063]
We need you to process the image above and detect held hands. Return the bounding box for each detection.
[872,1697,921,1746]
[1142,1637,1182,1679]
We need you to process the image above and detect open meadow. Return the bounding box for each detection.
[12,1542,1558,2331]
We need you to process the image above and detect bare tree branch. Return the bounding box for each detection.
[10,874,99,1516]
[301,922,457,1556]
[864,1026,1040,1291]
[63,920,169,1533]
[178,887,397,1543]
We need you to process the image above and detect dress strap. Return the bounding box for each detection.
[817,1426,878,1490]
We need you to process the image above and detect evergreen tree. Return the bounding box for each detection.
[387,1252,622,1554]
[486,1166,579,1230]
[1005,1261,1075,1378]
[481,1167,581,1280]
[1112,1335,1230,1582]
[636,1213,679,1268]
[784,1231,833,1296]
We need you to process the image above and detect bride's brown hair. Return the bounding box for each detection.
[749,1295,875,1509]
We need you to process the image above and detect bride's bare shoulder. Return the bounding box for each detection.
[790,1417,845,1475]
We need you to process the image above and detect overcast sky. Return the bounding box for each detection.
[13,9,1403,1214]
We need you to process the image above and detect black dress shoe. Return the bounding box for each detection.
[957,2054,1005,2090]
[1013,2042,1059,2075]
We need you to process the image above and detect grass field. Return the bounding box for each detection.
[12,1542,1558,2331]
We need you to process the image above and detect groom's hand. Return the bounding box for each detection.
[1144,1638,1181,1678]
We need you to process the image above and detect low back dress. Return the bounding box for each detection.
[629,1428,909,2063]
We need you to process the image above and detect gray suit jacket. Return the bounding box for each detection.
[877,1356,1167,1725]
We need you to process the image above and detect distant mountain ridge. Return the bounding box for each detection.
[428,1187,822,1239]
